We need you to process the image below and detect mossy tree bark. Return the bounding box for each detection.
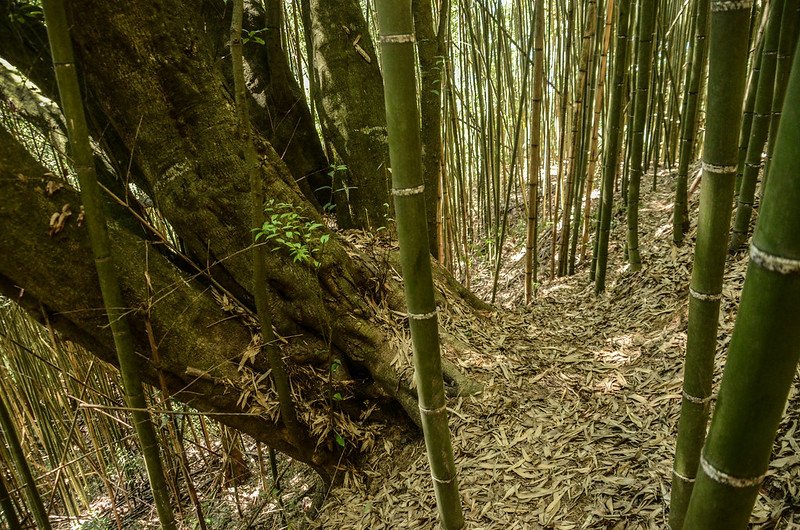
[231,0,307,451]
[0,0,484,483]
[237,0,331,208]
[301,0,391,229]
[669,0,751,526]
[0,0,329,210]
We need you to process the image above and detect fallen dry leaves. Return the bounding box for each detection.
[310,167,800,529]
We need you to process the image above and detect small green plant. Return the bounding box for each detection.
[254,200,330,268]
[334,432,346,448]
[242,28,266,45]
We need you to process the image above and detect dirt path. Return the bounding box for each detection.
[311,174,800,529]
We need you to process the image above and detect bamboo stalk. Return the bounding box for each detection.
[40,1,177,527]
[684,26,800,527]
[374,2,464,527]
[669,0,752,525]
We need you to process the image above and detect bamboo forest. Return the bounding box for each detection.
[1,0,800,527]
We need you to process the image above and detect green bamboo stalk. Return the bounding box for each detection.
[729,0,784,251]
[625,0,656,270]
[559,0,597,276]
[552,0,574,277]
[594,0,631,293]
[759,0,799,191]
[567,0,600,275]
[672,0,710,246]
[230,0,306,453]
[580,0,615,264]
[39,2,177,528]
[374,2,464,528]
[0,470,21,530]
[734,36,764,198]
[668,0,751,526]
[683,29,800,527]
[491,29,534,303]
[525,0,546,303]
[0,394,49,530]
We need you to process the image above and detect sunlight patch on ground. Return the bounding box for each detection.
[593,333,643,367]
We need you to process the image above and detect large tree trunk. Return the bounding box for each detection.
[301,0,391,230]
[0,0,329,209]
[0,122,386,482]
[0,0,484,482]
[238,0,331,208]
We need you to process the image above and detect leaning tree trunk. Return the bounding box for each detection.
[669,0,752,525]
[231,0,307,451]
[0,0,484,483]
[301,0,391,230]
[239,0,331,208]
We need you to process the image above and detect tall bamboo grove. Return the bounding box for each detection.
[683,30,800,528]
[374,1,464,528]
[40,1,177,528]
[669,0,752,527]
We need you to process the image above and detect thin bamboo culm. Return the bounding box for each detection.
[668,0,752,526]
[39,1,177,528]
[374,1,464,528]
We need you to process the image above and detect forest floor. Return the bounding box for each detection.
[308,167,800,530]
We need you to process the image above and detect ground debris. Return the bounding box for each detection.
[310,169,800,529]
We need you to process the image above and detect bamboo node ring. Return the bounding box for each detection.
[750,243,800,274]
[408,309,437,320]
[701,162,736,174]
[689,287,722,301]
[430,474,456,484]
[672,469,696,483]
[419,403,447,415]
[700,455,765,488]
[380,34,415,44]
[392,184,425,197]
[683,391,712,404]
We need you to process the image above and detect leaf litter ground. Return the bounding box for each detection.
[310,169,800,529]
